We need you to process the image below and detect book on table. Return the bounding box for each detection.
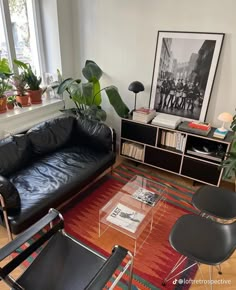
[178,121,211,136]
[132,107,156,123]
[131,186,159,206]
[188,121,211,130]
[106,203,145,233]
[213,128,228,139]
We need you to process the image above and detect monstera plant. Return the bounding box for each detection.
[57,60,129,121]
[221,113,236,190]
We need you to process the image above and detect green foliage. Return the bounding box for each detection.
[11,74,27,96]
[14,59,41,90]
[57,60,129,121]
[221,112,236,182]
[0,58,12,97]
[7,95,22,108]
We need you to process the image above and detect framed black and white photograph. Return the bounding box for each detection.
[150,31,224,121]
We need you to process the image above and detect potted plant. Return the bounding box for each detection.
[220,113,236,190]
[57,60,129,121]
[0,58,12,113]
[7,95,22,110]
[14,59,43,104]
[11,74,30,107]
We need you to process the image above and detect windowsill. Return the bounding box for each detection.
[0,98,64,120]
[0,97,65,138]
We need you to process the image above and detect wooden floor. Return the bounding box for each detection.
[0,158,236,289]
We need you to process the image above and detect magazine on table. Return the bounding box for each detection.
[132,187,159,206]
[106,203,144,233]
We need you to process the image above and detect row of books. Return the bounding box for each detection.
[160,131,186,152]
[132,107,156,124]
[121,141,144,160]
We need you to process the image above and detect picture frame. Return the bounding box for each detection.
[149,31,225,121]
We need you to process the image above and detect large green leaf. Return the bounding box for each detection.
[82,61,102,81]
[82,82,93,105]
[13,59,28,70]
[0,58,11,74]
[105,86,130,118]
[231,116,236,132]
[57,78,75,94]
[83,105,106,121]
[221,151,236,179]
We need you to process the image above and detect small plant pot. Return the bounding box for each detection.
[0,96,7,113]
[16,95,31,107]
[7,103,14,110]
[28,89,42,104]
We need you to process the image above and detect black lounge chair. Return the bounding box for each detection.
[0,209,133,290]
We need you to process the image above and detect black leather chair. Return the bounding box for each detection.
[162,214,236,288]
[0,209,134,290]
[192,185,236,220]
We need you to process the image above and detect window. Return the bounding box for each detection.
[0,0,43,75]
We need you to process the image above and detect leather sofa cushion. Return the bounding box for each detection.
[9,145,115,234]
[0,135,31,177]
[0,175,21,214]
[27,116,75,155]
[74,117,112,152]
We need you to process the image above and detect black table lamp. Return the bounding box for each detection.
[128,81,144,111]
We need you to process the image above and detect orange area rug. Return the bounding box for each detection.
[63,162,198,289]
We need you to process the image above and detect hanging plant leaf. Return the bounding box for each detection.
[105,86,130,118]
[82,82,93,105]
[57,78,76,94]
[82,61,102,81]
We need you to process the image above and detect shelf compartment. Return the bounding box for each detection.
[185,135,227,164]
[120,140,144,161]
[121,120,157,145]
[158,129,186,152]
[181,157,220,185]
[145,146,181,173]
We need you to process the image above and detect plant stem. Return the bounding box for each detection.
[91,86,110,105]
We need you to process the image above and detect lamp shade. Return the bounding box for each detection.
[128,81,144,94]
[217,112,233,123]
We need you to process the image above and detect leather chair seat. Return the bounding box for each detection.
[8,145,115,234]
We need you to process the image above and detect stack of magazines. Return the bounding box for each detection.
[132,187,159,206]
[132,107,156,123]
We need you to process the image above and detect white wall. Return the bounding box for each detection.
[68,0,235,135]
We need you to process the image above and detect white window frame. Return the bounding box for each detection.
[0,0,64,139]
[0,0,46,77]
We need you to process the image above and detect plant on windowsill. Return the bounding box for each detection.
[220,113,236,191]
[14,59,45,105]
[11,73,30,107]
[0,58,12,113]
[57,60,129,121]
[6,95,22,110]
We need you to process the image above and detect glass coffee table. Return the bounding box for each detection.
[99,175,167,255]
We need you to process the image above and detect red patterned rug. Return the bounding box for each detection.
[62,162,198,289]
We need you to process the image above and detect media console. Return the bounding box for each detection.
[120,118,233,186]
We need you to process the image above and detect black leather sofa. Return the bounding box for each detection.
[0,115,116,238]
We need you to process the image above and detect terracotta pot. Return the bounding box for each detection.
[0,96,7,113]
[28,89,42,104]
[16,95,30,107]
[7,103,14,110]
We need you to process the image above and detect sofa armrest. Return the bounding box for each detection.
[74,117,116,152]
[0,175,21,213]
